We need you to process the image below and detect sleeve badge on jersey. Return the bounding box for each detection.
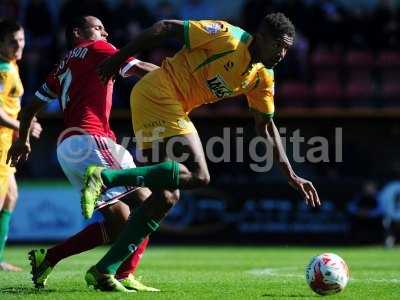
[203,22,224,35]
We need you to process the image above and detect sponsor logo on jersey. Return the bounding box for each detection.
[206,75,233,98]
[204,22,224,35]
[143,119,166,129]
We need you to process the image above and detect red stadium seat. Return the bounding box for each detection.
[311,49,342,68]
[345,50,374,69]
[376,51,400,68]
[278,81,310,108]
[313,69,340,81]
[376,51,400,81]
[311,80,344,108]
[344,79,375,107]
[310,49,342,83]
[345,50,374,81]
[380,81,400,107]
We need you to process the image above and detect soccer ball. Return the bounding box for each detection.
[305,253,349,295]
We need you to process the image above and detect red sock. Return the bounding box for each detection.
[46,222,109,267]
[116,237,149,279]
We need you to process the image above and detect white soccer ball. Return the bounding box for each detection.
[305,253,349,295]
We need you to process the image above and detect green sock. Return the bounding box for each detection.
[96,207,160,274]
[101,160,180,189]
[0,209,12,262]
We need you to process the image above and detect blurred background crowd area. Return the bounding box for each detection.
[1,0,400,111]
[2,0,400,244]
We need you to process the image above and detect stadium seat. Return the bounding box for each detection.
[311,49,342,83]
[376,51,400,82]
[311,49,342,68]
[376,51,400,68]
[344,79,375,107]
[345,50,374,69]
[313,69,340,81]
[380,81,400,107]
[278,81,310,108]
[344,50,374,81]
[311,80,344,108]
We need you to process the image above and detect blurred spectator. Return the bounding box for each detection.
[241,0,276,33]
[1,0,399,112]
[59,0,111,27]
[371,0,400,50]
[0,0,20,20]
[378,179,400,248]
[111,0,155,45]
[56,0,112,52]
[22,0,55,97]
[180,0,218,20]
[155,0,179,21]
[348,181,382,244]
[24,0,54,47]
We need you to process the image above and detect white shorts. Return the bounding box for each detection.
[57,134,137,210]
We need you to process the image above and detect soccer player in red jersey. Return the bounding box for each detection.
[8,16,159,292]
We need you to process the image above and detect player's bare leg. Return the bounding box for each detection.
[138,132,210,219]
[0,175,22,272]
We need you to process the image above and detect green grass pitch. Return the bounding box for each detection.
[0,245,399,299]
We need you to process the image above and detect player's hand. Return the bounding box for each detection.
[30,121,42,139]
[7,139,31,167]
[97,53,125,84]
[288,175,321,207]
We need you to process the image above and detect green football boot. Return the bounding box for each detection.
[85,266,134,292]
[119,274,160,292]
[28,249,53,288]
[81,165,105,219]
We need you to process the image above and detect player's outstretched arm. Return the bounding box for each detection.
[253,111,321,207]
[98,20,184,83]
[120,60,159,79]
[7,97,46,166]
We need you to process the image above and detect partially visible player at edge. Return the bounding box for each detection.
[0,19,42,272]
[74,13,321,291]
[8,16,159,291]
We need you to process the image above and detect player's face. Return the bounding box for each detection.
[256,30,293,68]
[0,29,25,61]
[78,17,108,42]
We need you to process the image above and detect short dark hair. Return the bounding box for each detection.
[65,16,90,49]
[261,13,295,39]
[0,19,22,42]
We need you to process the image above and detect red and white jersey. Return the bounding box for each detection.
[35,39,139,140]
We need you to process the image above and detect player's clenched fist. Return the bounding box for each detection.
[30,120,42,139]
